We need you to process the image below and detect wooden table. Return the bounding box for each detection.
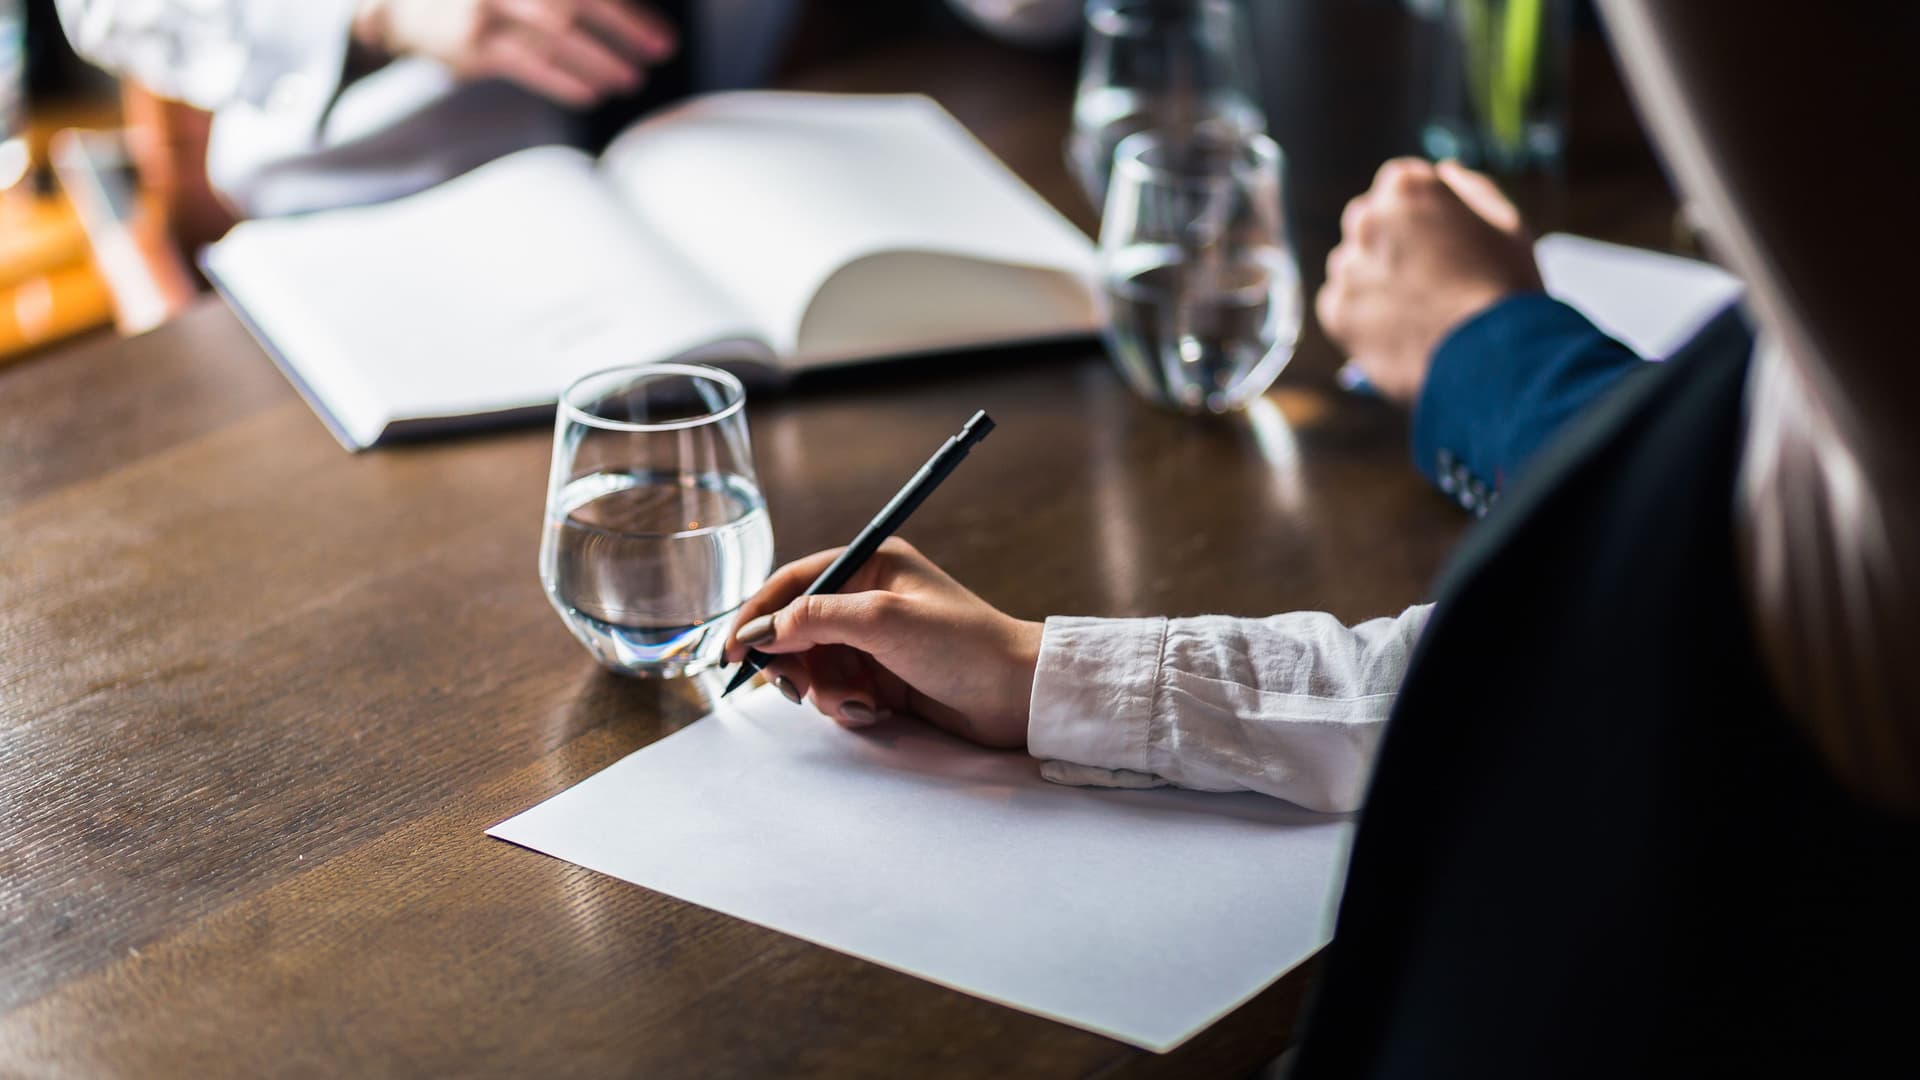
[0,18,1676,1078]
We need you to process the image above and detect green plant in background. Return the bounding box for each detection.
[1457,0,1543,168]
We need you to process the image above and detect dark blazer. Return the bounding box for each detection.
[1413,294,1644,516]
[1292,305,1920,1076]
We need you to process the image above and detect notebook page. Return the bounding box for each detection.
[597,92,1097,357]
[795,251,1098,363]
[206,147,761,449]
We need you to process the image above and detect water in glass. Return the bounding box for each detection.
[1098,129,1302,414]
[544,469,772,677]
[540,364,771,677]
[1103,244,1301,415]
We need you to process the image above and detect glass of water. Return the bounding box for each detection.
[540,364,774,678]
[1099,127,1302,415]
[1067,0,1266,211]
[1422,0,1572,174]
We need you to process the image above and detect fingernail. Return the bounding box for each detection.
[736,614,776,647]
[773,675,802,704]
[840,702,878,728]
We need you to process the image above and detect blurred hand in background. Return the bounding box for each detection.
[1316,158,1542,404]
[351,0,678,108]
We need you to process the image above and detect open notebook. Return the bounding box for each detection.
[204,92,1099,450]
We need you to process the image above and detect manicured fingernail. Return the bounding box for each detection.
[736,614,776,647]
[772,675,802,704]
[840,702,878,728]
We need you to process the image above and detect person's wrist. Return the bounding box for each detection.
[1367,284,1523,405]
[1425,281,1524,357]
[1453,279,1521,326]
[1002,618,1044,734]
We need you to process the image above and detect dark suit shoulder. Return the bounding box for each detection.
[1292,305,1920,1079]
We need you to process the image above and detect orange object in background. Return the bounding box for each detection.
[1,181,86,285]
[1,4,219,362]
[0,252,111,358]
[0,186,113,361]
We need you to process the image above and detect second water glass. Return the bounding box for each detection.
[1098,128,1302,416]
[1068,0,1266,211]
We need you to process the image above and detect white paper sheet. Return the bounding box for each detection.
[488,685,1354,1052]
[1536,233,1746,360]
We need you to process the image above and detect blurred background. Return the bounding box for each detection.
[2,0,1679,366]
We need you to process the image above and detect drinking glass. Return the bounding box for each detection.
[1421,0,1573,174]
[1098,128,1302,415]
[1067,0,1266,211]
[540,364,774,678]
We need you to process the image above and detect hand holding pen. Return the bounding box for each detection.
[723,410,993,698]
[722,412,1042,748]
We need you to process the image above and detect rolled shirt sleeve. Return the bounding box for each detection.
[1028,606,1432,813]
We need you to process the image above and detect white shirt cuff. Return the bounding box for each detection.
[1028,615,1167,777]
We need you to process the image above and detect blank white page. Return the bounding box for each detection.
[597,92,1097,354]
[206,147,756,448]
[1536,233,1745,359]
[489,685,1353,1053]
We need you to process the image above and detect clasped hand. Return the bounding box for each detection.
[353,0,677,108]
[1317,158,1543,403]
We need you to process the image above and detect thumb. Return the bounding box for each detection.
[1437,160,1523,234]
[751,592,900,656]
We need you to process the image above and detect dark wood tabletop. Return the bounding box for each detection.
[0,12,1677,1078]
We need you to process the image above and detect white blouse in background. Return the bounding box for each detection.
[52,0,1077,217]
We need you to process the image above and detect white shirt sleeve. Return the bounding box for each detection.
[54,0,357,116]
[1027,606,1433,813]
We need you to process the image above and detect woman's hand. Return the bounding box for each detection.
[352,0,677,108]
[724,539,1042,749]
[1316,158,1543,404]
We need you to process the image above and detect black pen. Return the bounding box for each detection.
[722,409,996,698]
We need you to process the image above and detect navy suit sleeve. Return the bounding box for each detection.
[1411,293,1644,516]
